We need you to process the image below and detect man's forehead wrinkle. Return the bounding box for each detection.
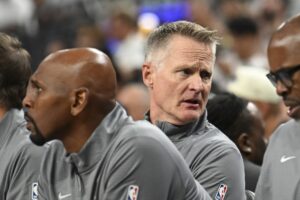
[179,48,213,62]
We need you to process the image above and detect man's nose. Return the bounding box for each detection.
[22,94,32,109]
[275,80,289,97]
[189,75,203,91]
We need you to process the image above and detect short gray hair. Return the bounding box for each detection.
[145,20,220,62]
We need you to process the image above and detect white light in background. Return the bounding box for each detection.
[138,12,160,34]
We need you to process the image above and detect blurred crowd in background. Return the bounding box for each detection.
[1,0,298,130]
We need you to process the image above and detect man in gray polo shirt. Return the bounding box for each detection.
[23,47,211,200]
[0,32,45,200]
[142,21,246,200]
[255,14,300,200]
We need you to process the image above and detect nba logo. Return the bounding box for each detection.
[32,182,38,200]
[215,183,228,200]
[127,185,139,200]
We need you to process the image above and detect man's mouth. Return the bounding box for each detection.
[182,99,201,108]
[185,99,200,104]
[284,100,300,117]
[24,112,33,130]
[287,105,300,117]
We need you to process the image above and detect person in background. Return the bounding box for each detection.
[214,16,268,90]
[117,83,149,121]
[255,14,300,200]
[0,32,45,200]
[207,92,267,192]
[23,47,211,200]
[227,66,289,139]
[142,20,246,199]
[109,11,146,83]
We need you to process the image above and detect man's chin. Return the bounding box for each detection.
[177,114,200,125]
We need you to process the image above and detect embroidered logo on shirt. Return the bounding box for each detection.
[32,182,38,200]
[280,155,296,163]
[215,183,228,200]
[127,185,139,200]
[58,192,71,199]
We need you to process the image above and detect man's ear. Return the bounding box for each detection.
[142,63,154,89]
[70,87,89,116]
[237,133,252,155]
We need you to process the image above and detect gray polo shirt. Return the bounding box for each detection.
[38,103,211,200]
[255,119,300,200]
[0,109,45,200]
[150,112,246,200]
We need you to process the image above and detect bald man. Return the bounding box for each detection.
[255,14,300,199]
[23,48,211,200]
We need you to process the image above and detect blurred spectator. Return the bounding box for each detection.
[227,66,289,139]
[74,25,106,49]
[20,0,92,70]
[187,0,225,33]
[214,16,268,90]
[45,38,66,55]
[253,0,290,40]
[0,0,34,31]
[117,83,149,121]
[207,93,267,192]
[109,11,146,83]
[213,0,252,21]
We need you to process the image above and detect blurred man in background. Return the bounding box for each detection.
[117,83,149,120]
[207,92,267,192]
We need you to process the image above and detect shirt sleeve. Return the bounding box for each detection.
[193,146,246,200]
[102,135,211,200]
[6,143,44,200]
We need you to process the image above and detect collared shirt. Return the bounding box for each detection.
[0,109,45,200]
[255,119,300,200]
[38,103,211,200]
[146,111,246,200]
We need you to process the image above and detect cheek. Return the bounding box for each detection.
[33,97,70,132]
[154,75,177,94]
[202,82,212,98]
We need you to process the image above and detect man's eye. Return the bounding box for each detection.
[200,71,212,80]
[37,87,43,93]
[35,86,43,94]
[179,68,193,76]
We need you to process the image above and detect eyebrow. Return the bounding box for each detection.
[30,77,44,88]
[175,64,211,71]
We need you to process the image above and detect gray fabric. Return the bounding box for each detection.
[38,103,211,200]
[0,109,45,200]
[255,119,300,200]
[151,111,246,200]
[243,158,261,192]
